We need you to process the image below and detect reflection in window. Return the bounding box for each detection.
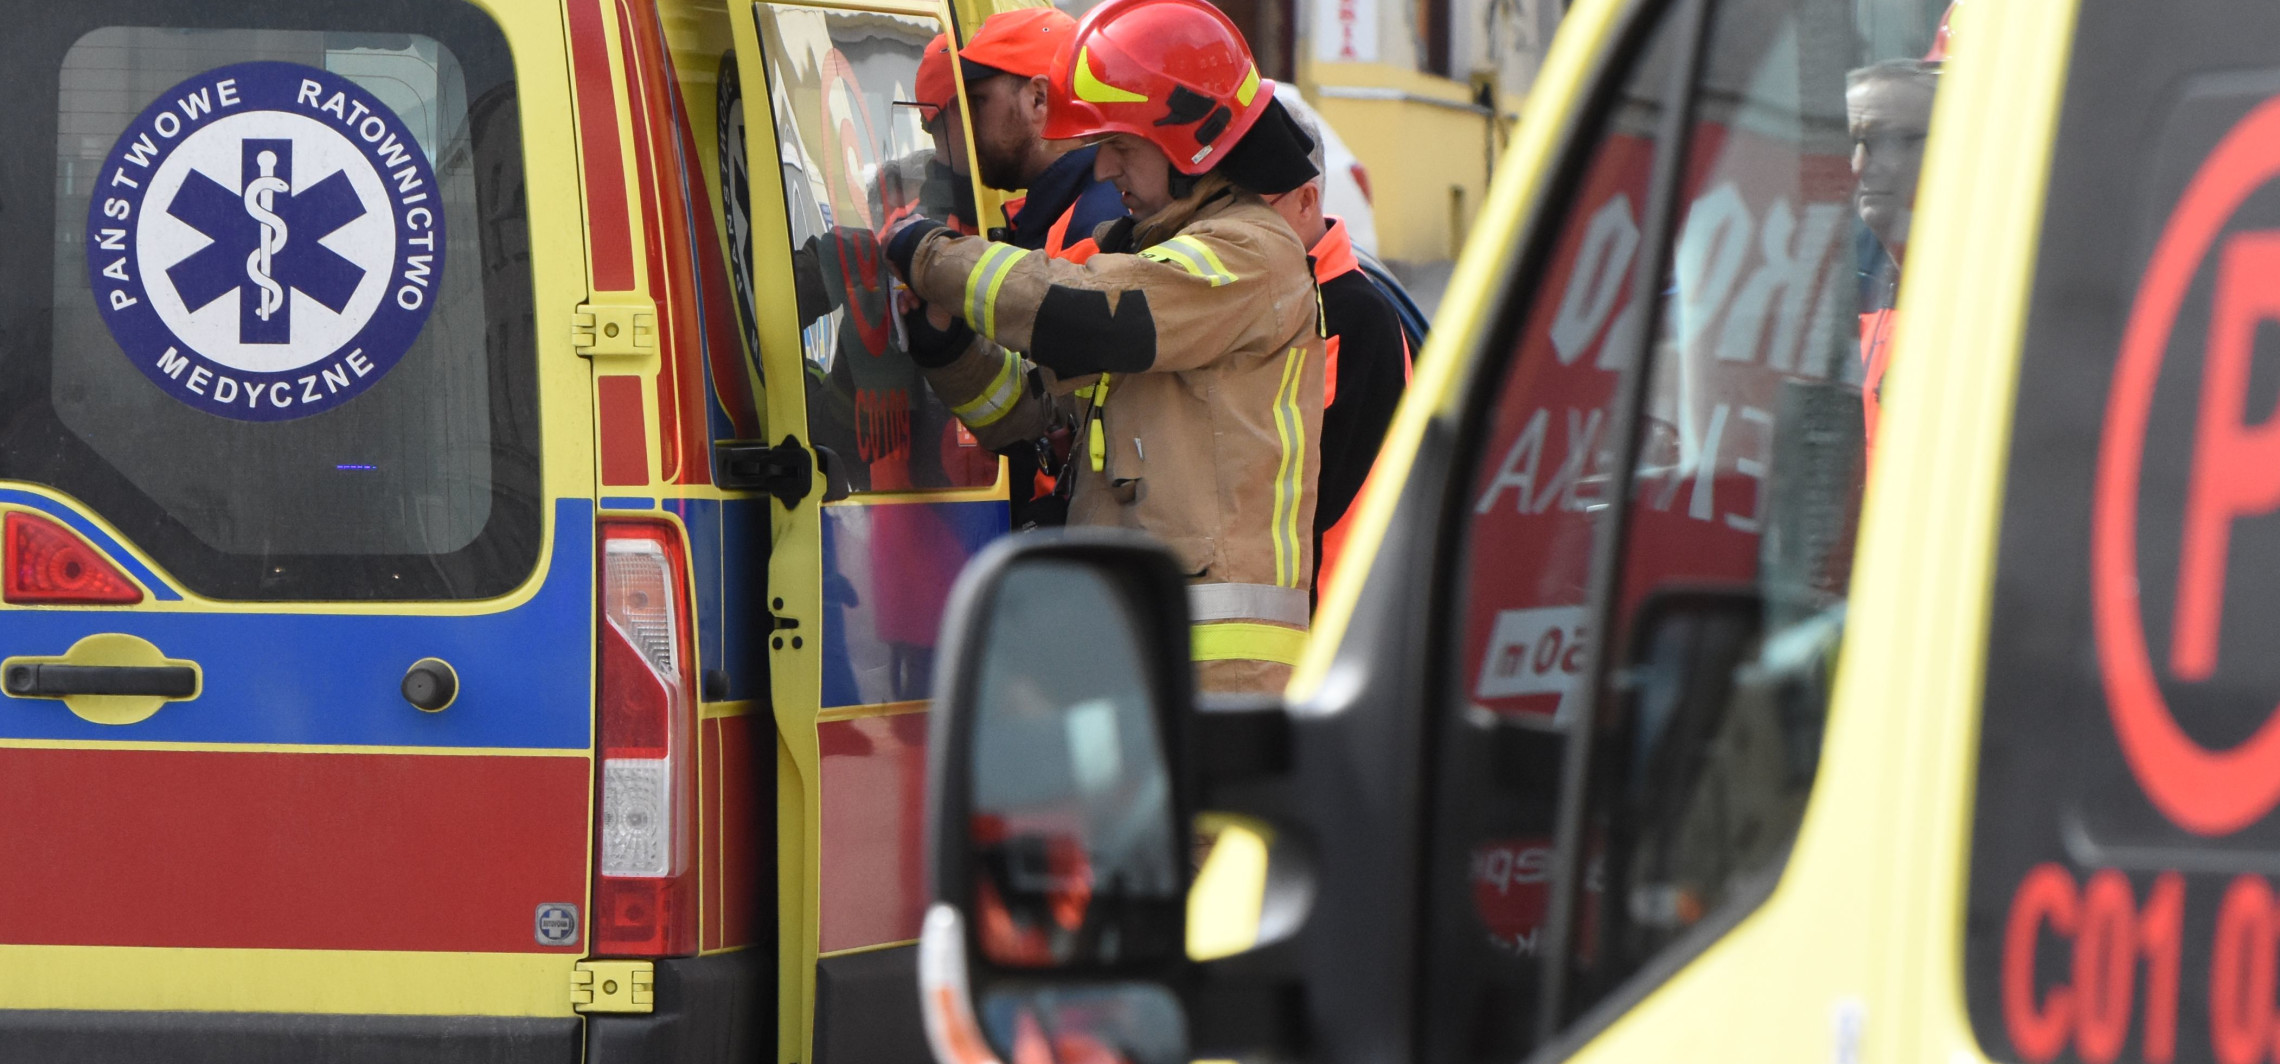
[756,4,997,493]
[1429,0,1949,1051]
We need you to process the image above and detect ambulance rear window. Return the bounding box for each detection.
[0,4,538,600]
[1966,3,2280,1061]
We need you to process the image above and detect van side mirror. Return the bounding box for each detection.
[920,533,1197,1064]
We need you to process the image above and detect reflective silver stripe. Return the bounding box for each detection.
[1188,582,1311,627]
[951,347,1023,427]
[964,244,1025,335]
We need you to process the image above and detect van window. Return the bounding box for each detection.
[1426,0,1944,1049]
[5,4,538,600]
[1965,5,2280,1063]
[755,3,999,494]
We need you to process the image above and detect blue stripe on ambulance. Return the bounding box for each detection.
[0,498,596,749]
[817,498,1008,709]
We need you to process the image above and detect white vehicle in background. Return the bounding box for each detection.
[1278,89,1432,343]
[1277,88,1379,254]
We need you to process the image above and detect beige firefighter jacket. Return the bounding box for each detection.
[904,174,1325,694]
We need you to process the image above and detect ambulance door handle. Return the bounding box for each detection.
[5,663,199,699]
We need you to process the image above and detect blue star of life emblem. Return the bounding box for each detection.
[86,61,444,422]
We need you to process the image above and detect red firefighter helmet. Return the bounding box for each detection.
[1041,0,1274,175]
[1923,1,1960,64]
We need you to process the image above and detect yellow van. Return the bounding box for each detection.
[3,0,1027,1059]
[914,1,2280,1063]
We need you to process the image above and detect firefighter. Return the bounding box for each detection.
[1261,104,1409,594]
[952,8,1136,529]
[956,7,1129,261]
[895,34,979,234]
[885,0,1326,694]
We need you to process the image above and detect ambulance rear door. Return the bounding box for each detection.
[0,0,597,1044]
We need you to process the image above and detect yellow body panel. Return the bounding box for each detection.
[0,945,579,1017]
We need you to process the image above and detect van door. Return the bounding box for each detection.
[726,1,1009,1057]
[1282,0,1954,1056]
[0,0,592,1038]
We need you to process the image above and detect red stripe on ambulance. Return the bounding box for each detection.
[0,747,587,952]
[816,713,928,953]
[569,0,636,291]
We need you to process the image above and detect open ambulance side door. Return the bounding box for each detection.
[722,0,1037,1058]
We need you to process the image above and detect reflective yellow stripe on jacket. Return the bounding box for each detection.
[1188,584,1310,666]
[950,347,1023,428]
[964,243,1027,336]
[1137,235,1238,287]
[1192,622,1308,667]
[1268,347,1307,587]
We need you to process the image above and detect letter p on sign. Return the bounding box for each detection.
[2175,232,2280,681]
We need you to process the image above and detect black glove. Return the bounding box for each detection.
[903,303,975,369]
[1091,216,1137,255]
[885,216,948,281]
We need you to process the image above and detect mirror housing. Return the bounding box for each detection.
[921,532,1200,1064]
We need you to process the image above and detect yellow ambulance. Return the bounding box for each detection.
[3,0,1026,1059]
[914,1,2280,1064]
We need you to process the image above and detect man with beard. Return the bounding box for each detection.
[957,7,1129,260]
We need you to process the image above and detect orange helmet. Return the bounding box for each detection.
[1923,1,1959,64]
[1042,0,1273,175]
[912,33,957,120]
[961,7,1077,81]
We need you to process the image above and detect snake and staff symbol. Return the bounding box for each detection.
[242,149,290,325]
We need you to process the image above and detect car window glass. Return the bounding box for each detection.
[1419,16,1687,1057]
[754,3,998,493]
[1965,5,2280,1063]
[1428,0,1947,1051]
[1562,0,1935,1008]
[5,6,538,600]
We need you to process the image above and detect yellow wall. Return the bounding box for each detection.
[1300,60,1519,264]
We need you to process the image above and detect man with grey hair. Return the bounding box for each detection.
[1847,56,1938,448]
[1262,102,1410,590]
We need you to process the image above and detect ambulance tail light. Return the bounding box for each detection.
[594,521,697,956]
[5,512,143,605]
[1349,162,1374,205]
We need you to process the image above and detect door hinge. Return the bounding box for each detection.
[716,436,814,509]
[571,959,654,1014]
[573,300,657,357]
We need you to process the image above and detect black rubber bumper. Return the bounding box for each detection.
[585,949,769,1064]
[812,944,928,1064]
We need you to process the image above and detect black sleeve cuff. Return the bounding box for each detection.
[903,305,975,369]
[886,218,948,280]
